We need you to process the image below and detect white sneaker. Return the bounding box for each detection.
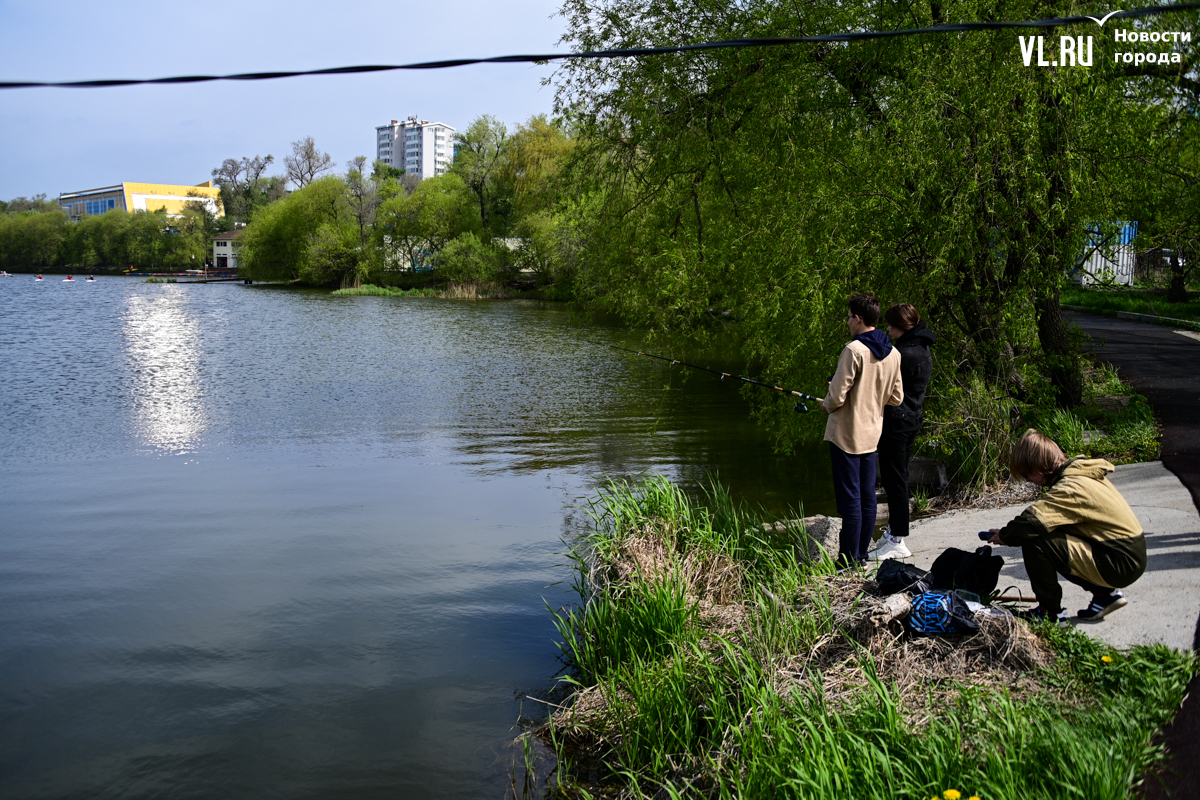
[870,534,911,561]
[868,526,893,552]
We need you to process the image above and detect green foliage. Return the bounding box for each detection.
[301,222,363,287]
[1039,407,1088,454]
[371,160,404,182]
[211,154,282,223]
[922,364,1160,486]
[921,374,1022,487]
[1084,364,1131,399]
[550,0,1199,432]
[0,209,69,268]
[1027,390,1160,466]
[582,474,790,576]
[239,176,358,283]
[911,486,930,513]
[0,206,208,270]
[1034,621,1195,724]
[374,173,479,273]
[553,575,698,682]
[511,212,566,283]
[436,231,502,283]
[451,115,510,235]
[500,115,574,222]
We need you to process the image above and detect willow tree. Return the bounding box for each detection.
[551,0,1197,427]
[239,177,356,283]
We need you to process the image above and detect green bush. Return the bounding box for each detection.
[436,232,502,283]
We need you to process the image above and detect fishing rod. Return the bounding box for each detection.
[597,342,822,413]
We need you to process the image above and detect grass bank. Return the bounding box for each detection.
[1061,285,1200,323]
[530,476,1195,799]
[330,281,561,300]
[331,283,439,297]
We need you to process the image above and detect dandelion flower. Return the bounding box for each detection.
[1102,655,1114,663]
[944,791,962,800]
[970,796,982,800]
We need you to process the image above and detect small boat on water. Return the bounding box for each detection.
[87,276,96,282]
[35,275,44,281]
[0,271,11,277]
[63,275,75,282]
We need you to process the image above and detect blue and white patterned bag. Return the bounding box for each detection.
[907,590,980,635]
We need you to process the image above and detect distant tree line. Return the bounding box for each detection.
[0,136,344,271]
[235,115,574,288]
[0,202,212,271]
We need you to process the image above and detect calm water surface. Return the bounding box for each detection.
[0,277,833,799]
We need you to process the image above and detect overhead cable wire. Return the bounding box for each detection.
[1,3,1196,90]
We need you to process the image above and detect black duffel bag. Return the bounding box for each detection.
[930,545,1004,597]
[876,559,933,596]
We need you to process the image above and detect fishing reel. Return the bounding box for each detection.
[794,402,810,414]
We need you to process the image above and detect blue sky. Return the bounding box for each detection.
[0,0,566,200]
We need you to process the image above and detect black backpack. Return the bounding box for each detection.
[875,560,933,596]
[930,546,1004,597]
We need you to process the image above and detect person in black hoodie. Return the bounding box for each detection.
[869,303,935,561]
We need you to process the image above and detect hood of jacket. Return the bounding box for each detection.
[1052,457,1116,484]
[897,321,936,348]
[854,328,893,360]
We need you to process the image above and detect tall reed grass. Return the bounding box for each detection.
[330,283,438,297]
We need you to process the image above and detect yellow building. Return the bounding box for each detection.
[59,181,222,220]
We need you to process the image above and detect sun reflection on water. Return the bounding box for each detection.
[122,290,208,453]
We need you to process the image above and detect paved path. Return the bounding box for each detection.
[904,461,1200,650]
[1066,313,1200,799]
[1069,314,1200,515]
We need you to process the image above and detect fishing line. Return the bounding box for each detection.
[1,3,1194,90]
[595,342,821,413]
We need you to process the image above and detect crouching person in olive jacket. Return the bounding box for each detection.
[988,430,1146,623]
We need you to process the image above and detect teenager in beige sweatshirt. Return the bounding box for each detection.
[820,294,904,567]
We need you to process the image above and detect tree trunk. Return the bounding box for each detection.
[1167,252,1188,303]
[1036,285,1083,407]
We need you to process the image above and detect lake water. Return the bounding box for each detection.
[0,276,834,799]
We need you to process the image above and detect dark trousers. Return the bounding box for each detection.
[1022,534,1143,612]
[877,424,918,538]
[829,443,877,563]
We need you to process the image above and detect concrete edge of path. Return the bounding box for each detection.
[1062,304,1200,331]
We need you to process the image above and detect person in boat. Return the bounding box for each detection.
[87,276,95,281]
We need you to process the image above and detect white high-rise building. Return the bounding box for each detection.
[375,116,456,180]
